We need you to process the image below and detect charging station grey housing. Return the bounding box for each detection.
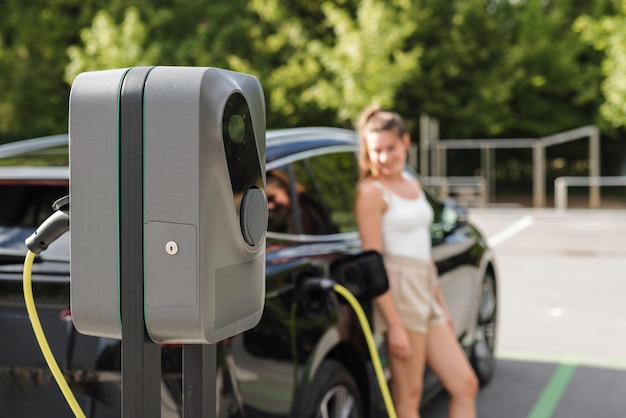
[69,67,267,344]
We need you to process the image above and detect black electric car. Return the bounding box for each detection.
[0,128,498,417]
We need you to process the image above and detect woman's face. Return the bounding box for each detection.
[266,180,291,212]
[364,130,409,178]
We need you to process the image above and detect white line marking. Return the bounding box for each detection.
[487,215,534,247]
[496,350,626,370]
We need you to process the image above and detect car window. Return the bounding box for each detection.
[0,183,69,253]
[292,152,358,234]
[266,167,294,234]
[0,184,68,228]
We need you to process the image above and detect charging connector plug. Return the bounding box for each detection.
[301,277,336,292]
[25,196,69,254]
[22,195,85,418]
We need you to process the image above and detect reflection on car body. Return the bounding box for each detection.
[0,127,498,417]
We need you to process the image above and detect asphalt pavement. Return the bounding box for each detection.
[422,208,626,418]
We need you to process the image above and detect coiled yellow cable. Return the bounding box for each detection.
[333,283,397,418]
[23,250,86,418]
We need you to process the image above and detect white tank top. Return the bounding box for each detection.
[373,179,433,261]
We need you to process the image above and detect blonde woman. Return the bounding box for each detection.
[354,105,478,418]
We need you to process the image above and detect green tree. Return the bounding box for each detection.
[226,0,347,128]
[398,0,519,137]
[0,0,104,141]
[0,0,252,141]
[501,0,609,137]
[226,0,423,128]
[575,0,626,129]
[0,0,622,151]
[396,0,611,140]
[65,8,160,83]
[306,0,422,123]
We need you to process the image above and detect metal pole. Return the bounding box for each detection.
[554,178,568,210]
[438,145,447,181]
[409,144,418,172]
[533,143,545,208]
[481,146,495,206]
[183,344,216,418]
[419,114,430,177]
[430,118,439,178]
[119,66,161,418]
[589,128,601,208]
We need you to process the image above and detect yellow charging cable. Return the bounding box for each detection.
[333,283,397,418]
[23,250,86,418]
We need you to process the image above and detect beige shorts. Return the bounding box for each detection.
[373,254,447,334]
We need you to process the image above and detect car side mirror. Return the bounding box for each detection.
[330,250,389,299]
[431,199,468,242]
[441,198,468,231]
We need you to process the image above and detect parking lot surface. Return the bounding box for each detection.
[422,208,626,418]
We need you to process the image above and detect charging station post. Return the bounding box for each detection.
[183,344,216,417]
[69,66,267,417]
[119,66,161,417]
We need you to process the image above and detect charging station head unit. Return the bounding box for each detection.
[70,67,267,344]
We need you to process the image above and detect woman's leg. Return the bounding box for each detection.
[388,330,427,418]
[425,325,478,418]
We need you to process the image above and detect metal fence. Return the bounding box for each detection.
[554,176,626,210]
[414,115,601,208]
[423,176,487,208]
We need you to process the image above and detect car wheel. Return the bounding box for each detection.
[299,359,365,418]
[470,271,497,385]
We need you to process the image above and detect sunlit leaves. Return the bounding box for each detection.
[306,0,422,122]
[575,2,626,128]
[0,0,623,143]
[65,8,160,83]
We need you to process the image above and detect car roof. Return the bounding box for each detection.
[0,127,359,168]
[0,166,68,181]
[0,134,68,159]
[266,127,358,161]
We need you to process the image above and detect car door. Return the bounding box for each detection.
[222,148,363,418]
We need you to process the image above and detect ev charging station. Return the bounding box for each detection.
[68,66,267,417]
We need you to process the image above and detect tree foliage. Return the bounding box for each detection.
[575,0,626,130]
[0,0,103,141]
[0,0,624,146]
[65,8,160,83]
[394,0,615,139]
[305,0,423,122]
